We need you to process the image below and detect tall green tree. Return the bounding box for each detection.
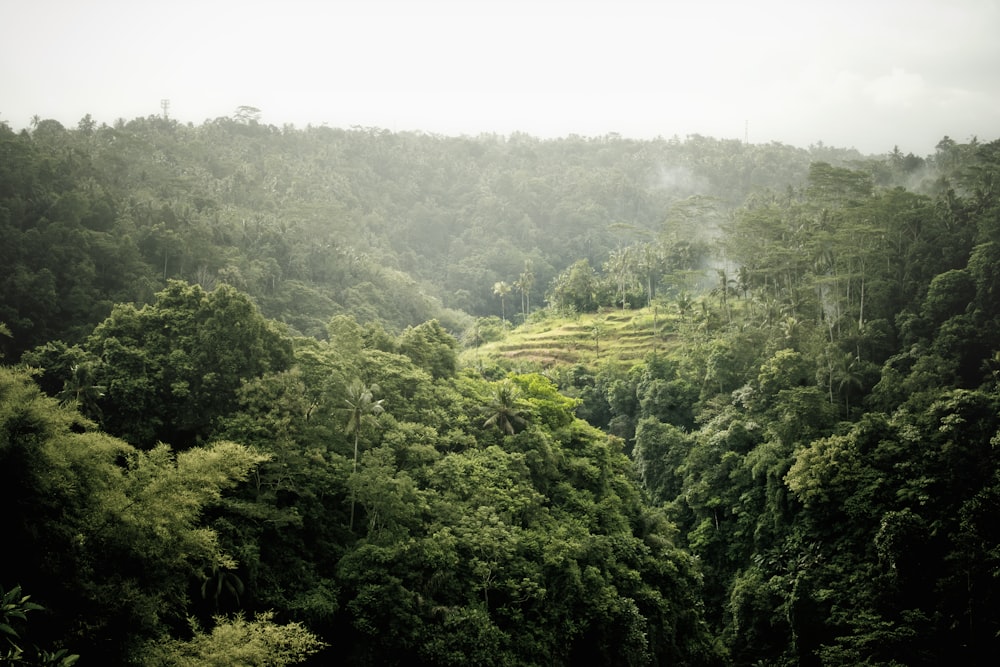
[397,319,459,379]
[517,262,535,321]
[605,245,638,312]
[78,281,293,448]
[493,280,511,326]
[549,259,599,312]
[343,379,385,530]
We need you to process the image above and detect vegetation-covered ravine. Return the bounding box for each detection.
[3,115,1000,665]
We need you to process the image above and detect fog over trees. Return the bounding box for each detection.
[3,113,999,665]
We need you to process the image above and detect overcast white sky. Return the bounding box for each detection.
[2,0,997,155]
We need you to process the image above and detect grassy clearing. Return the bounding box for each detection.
[461,306,689,370]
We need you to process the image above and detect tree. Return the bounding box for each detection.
[675,291,694,320]
[0,322,11,359]
[830,350,865,415]
[591,322,605,359]
[493,280,511,326]
[605,245,638,312]
[55,361,105,418]
[633,417,692,501]
[481,379,527,435]
[549,259,599,313]
[0,365,269,662]
[81,281,294,448]
[714,267,735,322]
[397,319,458,379]
[518,263,535,321]
[922,268,976,327]
[233,105,263,124]
[343,379,385,530]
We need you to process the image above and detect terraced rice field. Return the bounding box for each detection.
[463,307,684,369]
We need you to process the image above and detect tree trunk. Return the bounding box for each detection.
[350,432,359,531]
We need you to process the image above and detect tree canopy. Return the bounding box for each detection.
[5,112,1000,665]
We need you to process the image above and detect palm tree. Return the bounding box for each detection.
[493,281,512,327]
[518,264,535,320]
[481,379,527,435]
[343,380,385,530]
[714,268,736,322]
[637,242,663,308]
[605,246,636,313]
[736,265,754,302]
[780,316,801,350]
[57,362,106,420]
[512,277,526,323]
[831,351,864,416]
[675,292,694,320]
[201,563,246,612]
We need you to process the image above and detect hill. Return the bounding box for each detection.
[7,112,1000,665]
[1,115,903,359]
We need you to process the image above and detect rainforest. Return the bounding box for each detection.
[2,114,1000,666]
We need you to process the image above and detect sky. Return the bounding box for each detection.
[2,0,998,155]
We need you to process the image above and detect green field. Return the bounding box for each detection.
[461,306,690,369]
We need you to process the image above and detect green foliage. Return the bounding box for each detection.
[0,365,269,662]
[343,380,385,445]
[921,268,975,326]
[76,281,294,447]
[548,259,600,313]
[633,417,691,502]
[343,379,386,531]
[2,118,852,359]
[779,389,1000,663]
[509,373,580,431]
[333,410,719,665]
[8,115,1000,666]
[139,612,326,666]
[214,350,714,664]
[398,319,459,379]
[1,585,79,666]
[612,139,1000,663]
[480,379,529,435]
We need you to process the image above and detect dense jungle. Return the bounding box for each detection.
[2,112,999,665]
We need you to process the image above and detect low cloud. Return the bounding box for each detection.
[864,67,927,108]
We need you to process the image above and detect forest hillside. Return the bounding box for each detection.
[1,113,884,359]
[3,113,1000,665]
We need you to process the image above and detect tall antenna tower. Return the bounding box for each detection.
[160,99,171,119]
[744,120,749,145]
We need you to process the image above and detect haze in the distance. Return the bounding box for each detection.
[2,0,997,156]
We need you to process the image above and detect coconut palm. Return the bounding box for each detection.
[481,379,527,435]
[56,362,106,420]
[605,245,637,313]
[637,242,663,308]
[493,281,512,326]
[518,264,535,320]
[714,268,736,322]
[343,380,385,530]
[831,351,864,416]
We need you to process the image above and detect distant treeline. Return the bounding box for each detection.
[1,112,930,359]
